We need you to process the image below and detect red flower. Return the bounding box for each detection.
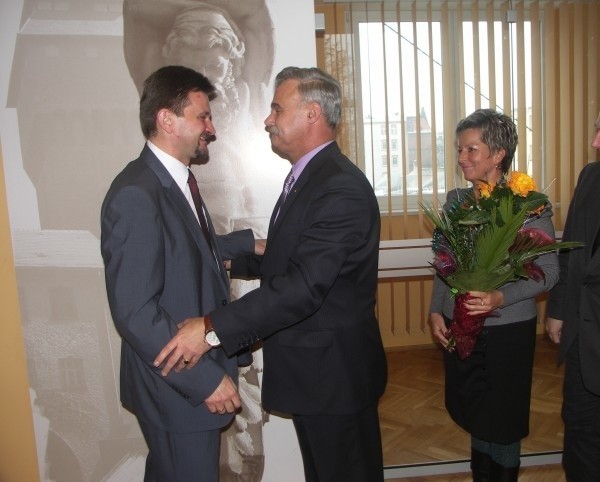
[517,227,554,246]
[433,247,457,277]
[522,261,545,282]
[511,227,553,251]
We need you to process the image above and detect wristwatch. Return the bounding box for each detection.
[204,315,221,347]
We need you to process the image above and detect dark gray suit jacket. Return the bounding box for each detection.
[547,161,600,396]
[101,144,254,432]
[213,142,387,416]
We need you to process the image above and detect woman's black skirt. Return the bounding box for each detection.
[443,316,537,444]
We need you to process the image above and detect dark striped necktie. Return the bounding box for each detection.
[187,170,213,250]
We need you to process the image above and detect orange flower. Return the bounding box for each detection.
[507,171,536,197]
[478,181,495,199]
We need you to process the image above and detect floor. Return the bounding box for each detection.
[386,462,565,481]
[379,336,566,480]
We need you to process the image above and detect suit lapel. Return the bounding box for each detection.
[268,195,282,231]
[142,148,225,283]
[269,143,339,236]
[580,164,600,274]
[587,222,600,272]
[268,174,305,239]
[200,196,231,286]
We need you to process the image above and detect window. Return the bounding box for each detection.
[322,2,537,213]
[358,16,445,208]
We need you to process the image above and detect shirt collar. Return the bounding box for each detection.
[291,140,334,180]
[147,141,190,193]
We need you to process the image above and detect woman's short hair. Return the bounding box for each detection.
[456,109,518,173]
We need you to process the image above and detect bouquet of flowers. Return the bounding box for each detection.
[422,172,582,359]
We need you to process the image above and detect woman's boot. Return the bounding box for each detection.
[471,448,492,482]
[489,459,520,482]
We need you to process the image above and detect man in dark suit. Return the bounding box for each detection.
[155,67,387,482]
[546,112,600,481]
[101,65,257,482]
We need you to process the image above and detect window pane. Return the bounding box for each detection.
[462,20,532,173]
[358,19,445,209]
[324,1,541,215]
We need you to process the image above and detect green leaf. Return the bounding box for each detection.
[459,210,490,226]
[420,180,583,296]
[475,195,525,273]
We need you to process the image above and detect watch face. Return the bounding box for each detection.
[205,330,221,347]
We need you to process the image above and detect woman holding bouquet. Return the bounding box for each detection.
[429,109,560,481]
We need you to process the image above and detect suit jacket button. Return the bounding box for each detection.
[222,300,227,306]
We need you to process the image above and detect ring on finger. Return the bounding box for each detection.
[183,358,190,365]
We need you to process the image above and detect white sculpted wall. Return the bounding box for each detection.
[0,0,315,480]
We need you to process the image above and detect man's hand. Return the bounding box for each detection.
[255,239,266,255]
[204,375,241,414]
[154,317,211,376]
[545,317,563,344]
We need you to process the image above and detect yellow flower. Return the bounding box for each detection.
[478,181,495,199]
[507,171,536,197]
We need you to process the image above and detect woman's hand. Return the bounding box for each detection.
[465,290,504,315]
[430,312,451,349]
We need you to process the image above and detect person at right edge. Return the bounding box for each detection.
[429,109,560,482]
[545,112,600,482]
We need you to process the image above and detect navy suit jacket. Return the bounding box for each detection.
[101,145,254,432]
[214,142,387,415]
[547,161,600,396]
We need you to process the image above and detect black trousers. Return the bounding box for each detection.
[562,338,600,482]
[292,403,384,482]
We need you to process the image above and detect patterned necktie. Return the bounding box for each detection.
[187,170,213,250]
[281,170,295,204]
[275,170,295,223]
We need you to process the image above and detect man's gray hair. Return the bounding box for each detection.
[275,67,342,129]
